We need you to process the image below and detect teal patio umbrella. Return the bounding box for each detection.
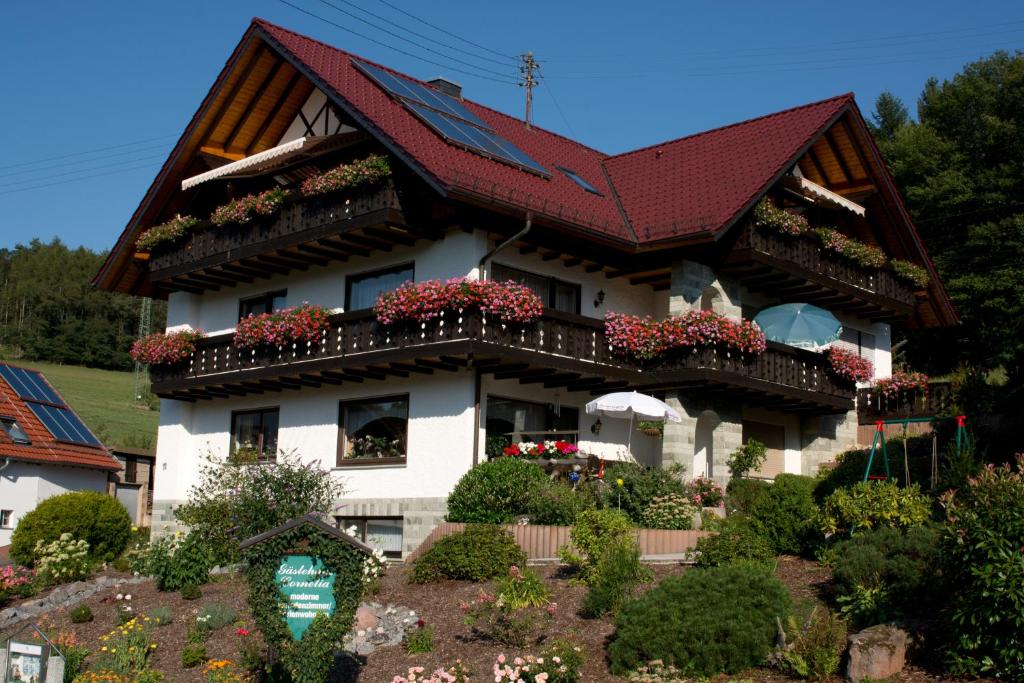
[753,303,842,350]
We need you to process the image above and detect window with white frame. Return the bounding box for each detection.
[337,517,403,558]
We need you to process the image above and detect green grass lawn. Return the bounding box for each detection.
[2,359,158,450]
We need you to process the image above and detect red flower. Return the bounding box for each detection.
[234,303,331,349]
[236,627,250,637]
[374,278,543,325]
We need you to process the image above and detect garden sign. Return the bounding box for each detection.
[275,554,337,639]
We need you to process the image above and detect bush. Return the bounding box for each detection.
[681,476,724,508]
[750,474,819,555]
[404,620,434,654]
[727,439,767,478]
[559,509,634,581]
[694,515,774,568]
[411,524,526,583]
[941,456,1024,677]
[195,603,238,633]
[526,480,595,526]
[147,532,214,591]
[446,458,550,524]
[638,494,697,530]
[10,491,131,566]
[814,436,936,501]
[149,606,172,626]
[35,534,92,584]
[181,643,208,668]
[70,604,94,623]
[180,583,203,600]
[770,606,847,681]
[608,563,791,676]
[581,536,652,618]
[175,451,345,565]
[725,478,770,515]
[816,481,931,536]
[591,463,687,522]
[830,525,942,628]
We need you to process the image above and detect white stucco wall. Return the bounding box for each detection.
[0,461,108,547]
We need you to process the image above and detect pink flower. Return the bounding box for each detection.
[130,329,205,366]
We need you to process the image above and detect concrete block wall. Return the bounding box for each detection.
[799,410,860,474]
[669,259,742,319]
[336,496,448,557]
[662,391,743,485]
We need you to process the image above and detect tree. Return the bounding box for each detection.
[869,91,909,142]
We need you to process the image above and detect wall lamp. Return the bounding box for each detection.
[590,418,603,435]
[593,289,605,308]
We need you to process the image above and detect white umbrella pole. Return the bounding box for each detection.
[627,412,634,460]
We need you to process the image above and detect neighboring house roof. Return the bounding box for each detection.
[0,363,120,471]
[91,18,955,325]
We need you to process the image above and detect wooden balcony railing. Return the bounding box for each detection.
[856,381,954,423]
[146,181,405,278]
[151,309,854,409]
[731,225,917,312]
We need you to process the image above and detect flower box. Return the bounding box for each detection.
[826,346,874,384]
[130,329,205,366]
[872,371,929,400]
[299,154,391,197]
[134,214,200,252]
[233,303,331,349]
[374,278,544,326]
[211,187,287,227]
[604,310,766,363]
[753,197,809,236]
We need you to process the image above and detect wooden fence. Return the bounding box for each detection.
[405,522,713,563]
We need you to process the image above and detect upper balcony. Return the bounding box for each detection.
[143,180,421,294]
[151,309,854,414]
[856,381,954,423]
[720,223,917,323]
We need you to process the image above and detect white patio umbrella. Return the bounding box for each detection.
[585,391,682,458]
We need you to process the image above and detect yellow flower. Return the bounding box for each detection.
[100,646,108,652]
[150,643,157,649]
[616,478,625,487]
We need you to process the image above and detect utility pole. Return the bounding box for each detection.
[518,51,540,129]
[132,297,152,403]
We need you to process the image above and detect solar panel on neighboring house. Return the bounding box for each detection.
[354,60,550,177]
[0,365,102,448]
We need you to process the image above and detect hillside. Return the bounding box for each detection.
[2,358,158,450]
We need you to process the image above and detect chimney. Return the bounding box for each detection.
[428,77,462,99]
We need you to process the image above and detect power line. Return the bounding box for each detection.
[327,0,517,67]
[0,154,169,190]
[0,134,176,172]
[0,143,172,180]
[0,161,163,197]
[375,0,516,62]
[543,79,576,138]
[275,0,518,84]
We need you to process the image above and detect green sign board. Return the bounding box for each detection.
[274,554,336,640]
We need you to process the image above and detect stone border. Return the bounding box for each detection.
[0,575,149,631]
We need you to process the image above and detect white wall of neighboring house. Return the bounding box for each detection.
[0,461,108,547]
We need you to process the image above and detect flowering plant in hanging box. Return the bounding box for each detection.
[300,154,392,197]
[210,187,287,227]
[130,329,205,365]
[604,310,766,362]
[135,214,200,252]
[826,346,874,384]
[813,227,888,269]
[233,303,331,349]
[753,197,809,236]
[872,371,929,399]
[888,259,930,288]
[374,278,544,325]
[502,440,579,459]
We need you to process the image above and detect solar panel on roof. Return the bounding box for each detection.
[0,365,62,404]
[27,402,102,447]
[354,59,549,177]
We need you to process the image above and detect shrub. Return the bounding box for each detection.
[694,515,774,568]
[91,617,156,675]
[593,463,687,522]
[725,478,770,515]
[181,643,209,668]
[147,532,214,591]
[559,509,634,581]
[727,439,767,478]
[461,589,550,647]
[770,606,847,681]
[446,457,550,524]
[525,480,595,525]
[35,534,92,584]
[181,583,203,600]
[638,494,697,530]
[0,565,37,602]
[816,481,931,536]
[491,641,584,683]
[750,474,819,555]
[581,536,652,618]
[196,603,238,634]
[608,563,791,676]
[830,525,942,628]
[175,451,344,565]
[70,604,94,623]
[10,491,132,566]
[941,456,1024,677]
[498,565,550,609]
[411,524,526,583]
[404,619,434,654]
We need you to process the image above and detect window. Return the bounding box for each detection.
[239,290,287,320]
[0,510,11,528]
[124,458,138,484]
[345,264,414,311]
[491,264,581,314]
[0,416,30,444]
[556,166,603,195]
[230,408,279,462]
[337,395,409,465]
[485,396,579,450]
[337,517,403,558]
[839,328,875,360]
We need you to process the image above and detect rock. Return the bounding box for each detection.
[846,625,909,682]
[354,605,378,630]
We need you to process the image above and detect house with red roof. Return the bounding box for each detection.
[94,19,955,556]
[0,363,120,548]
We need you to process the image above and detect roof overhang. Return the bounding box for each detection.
[182,135,347,189]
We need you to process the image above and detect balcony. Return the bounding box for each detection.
[151,309,854,413]
[856,381,954,423]
[144,181,415,293]
[721,224,917,322]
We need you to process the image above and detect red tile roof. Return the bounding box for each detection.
[0,364,120,471]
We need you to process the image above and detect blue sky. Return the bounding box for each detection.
[1,0,1021,252]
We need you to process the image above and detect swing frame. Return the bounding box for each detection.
[862,414,969,486]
